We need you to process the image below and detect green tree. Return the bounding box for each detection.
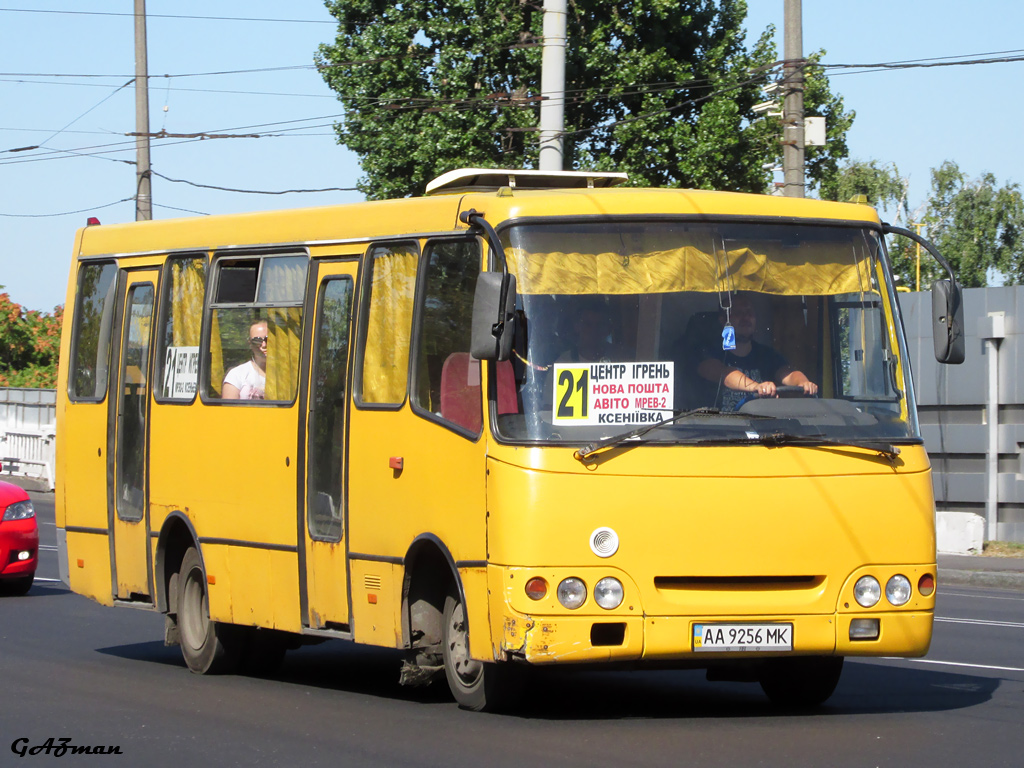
[819,159,907,215]
[317,1,853,199]
[878,162,1024,289]
[921,161,1024,288]
[0,288,63,388]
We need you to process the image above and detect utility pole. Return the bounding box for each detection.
[134,0,152,220]
[538,0,567,171]
[781,0,804,198]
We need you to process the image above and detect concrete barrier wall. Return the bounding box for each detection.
[901,286,1024,544]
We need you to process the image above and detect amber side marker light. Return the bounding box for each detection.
[525,577,548,601]
[918,573,935,597]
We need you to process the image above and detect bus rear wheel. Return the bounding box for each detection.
[177,546,243,674]
[441,590,521,712]
[758,656,844,708]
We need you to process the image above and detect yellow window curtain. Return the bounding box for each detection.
[361,245,418,403]
[265,307,302,401]
[505,243,873,297]
[171,257,205,346]
[208,311,224,398]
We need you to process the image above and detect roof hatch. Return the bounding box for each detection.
[425,168,628,196]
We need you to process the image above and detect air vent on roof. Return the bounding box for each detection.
[425,168,628,196]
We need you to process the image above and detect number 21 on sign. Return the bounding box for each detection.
[556,366,589,420]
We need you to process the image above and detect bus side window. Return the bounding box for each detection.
[154,255,207,402]
[412,239,481,433]
[356,243,419,406]
[206,254,307,402]
[68,261,118,401]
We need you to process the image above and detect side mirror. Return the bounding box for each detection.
[470,272,516,361]
[931,279,965,364]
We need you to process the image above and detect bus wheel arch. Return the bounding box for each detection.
[402,535,458,671]
[401,535,522,711]
[176,544,245,674]
[155,513,199,619]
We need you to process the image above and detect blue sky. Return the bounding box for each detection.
[2,1,1022,312]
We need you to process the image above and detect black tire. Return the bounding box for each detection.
[442,590,522,712]
[759,656,844,708]
[0,574,33,596]
[176,547,244,674]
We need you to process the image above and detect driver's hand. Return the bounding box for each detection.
[801,381,818,396]
[756,381,777,397]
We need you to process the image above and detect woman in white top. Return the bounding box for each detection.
[222,320,267,400]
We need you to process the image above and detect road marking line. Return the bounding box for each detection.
[38,544,58,551]
[33,577,65,584]
[936,617,1024,630]
[941,590,1024,602]
[896,658,1024,674]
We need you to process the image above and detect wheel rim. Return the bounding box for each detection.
[447,599,482,687]
[180,566,209,651]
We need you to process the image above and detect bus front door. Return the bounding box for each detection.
[301,261,357,630]
[109,270,157,602]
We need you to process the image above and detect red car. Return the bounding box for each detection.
[0,479,38,596]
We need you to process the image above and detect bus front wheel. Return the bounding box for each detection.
[177,546,243,674]
[441,590,521,712]
[758,656,844,708]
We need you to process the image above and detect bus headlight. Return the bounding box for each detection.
[854,575,881,608]
[594,577,624,610]
[885,574,912,606]
[557,578,587,610]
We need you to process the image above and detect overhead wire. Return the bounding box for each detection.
[0,197,134,218]
[0,7,338,24]
[6,40,1022,213]
[150,170,358,195]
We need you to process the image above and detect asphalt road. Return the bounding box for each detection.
[2,493,1023,767]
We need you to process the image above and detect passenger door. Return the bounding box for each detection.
[301,260,357,630]
[109,270,157,601]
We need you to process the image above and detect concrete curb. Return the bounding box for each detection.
[939,568,1024,591]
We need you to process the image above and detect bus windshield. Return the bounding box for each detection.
[495,219,919,446]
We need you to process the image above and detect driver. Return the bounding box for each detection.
[696,293,818,411]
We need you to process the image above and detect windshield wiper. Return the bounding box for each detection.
[575,407,774,461]
[755,431,903,461]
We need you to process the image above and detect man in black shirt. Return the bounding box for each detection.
[697,294,818,411]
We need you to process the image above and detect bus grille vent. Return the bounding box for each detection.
[654,575,822,592]
[364,574,382,590]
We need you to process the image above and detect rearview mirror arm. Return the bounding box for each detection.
[882,223,956,284]
[460,208,511,342]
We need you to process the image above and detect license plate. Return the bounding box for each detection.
[692,623,793,652]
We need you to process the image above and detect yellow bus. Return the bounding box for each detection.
[56,169,964,711]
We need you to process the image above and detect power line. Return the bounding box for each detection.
[0,197,134,218]
[0,77,335,99]
[0,8,336,24]
[38,80,134,148]
[150,170,358,195]
[152,202,209,216]
[0,42,541,81]
[0,113,348,165]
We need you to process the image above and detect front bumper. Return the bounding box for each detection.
[500,609,933,665]
[0,519,39,579]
